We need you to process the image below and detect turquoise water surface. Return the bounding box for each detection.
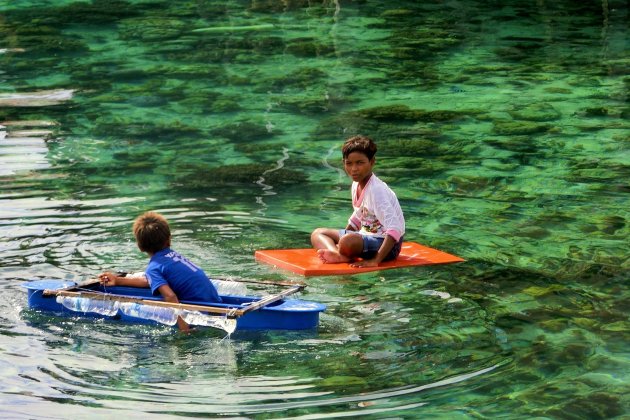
[1,1,628,418]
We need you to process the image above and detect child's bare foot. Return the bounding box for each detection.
[317,249,351,264]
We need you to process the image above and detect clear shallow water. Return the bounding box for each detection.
[0,0,628,418]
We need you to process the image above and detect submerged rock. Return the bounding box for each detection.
[210,121,280,142]
[49,0,141,24]
[93,118,202,140]
[388,27,463,55]
[355,104,467,123]
[598,216,626,235]
[383,157,450,176]
[445,174,499,192]
[486,136,539,153]
[233,142,287,154]
[508,103,561,121]
[16,34,87,53]
[522,284,566,298]
[546,392,623,419]
[582,107,609,117]
[173,163,307,189]
[514,226,551,239]
[379,138,439,157]
[211,97,241,113]
[276,90,350,115]
[381,9,415,17]
[539,318,568,332]
[286,38,335,58]
[248,0,313,13]
[493,120,551,136]
[313,113,380,140]
[264,67,329,91]
[192,24,275,33]
[120,17,187,41]
[600,321,629,332]
[544,87,573,94]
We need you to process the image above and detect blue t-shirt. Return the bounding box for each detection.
[145,248,221,303]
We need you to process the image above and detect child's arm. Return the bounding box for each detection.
[350,235,397,268]
[156,284,190,332]
[99,272,149,288]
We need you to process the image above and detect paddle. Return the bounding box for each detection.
[43,278,100,296]
[213,276,306,288]
[239,285,304,314]
[114,271,305,288]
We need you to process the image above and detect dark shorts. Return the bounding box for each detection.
[338,230,404,261]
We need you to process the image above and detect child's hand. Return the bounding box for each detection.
[99,272,119,286]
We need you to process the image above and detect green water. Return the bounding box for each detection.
[1,0,628,418]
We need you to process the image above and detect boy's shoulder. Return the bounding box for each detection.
[371,174,390,188]
[370,174,400,196]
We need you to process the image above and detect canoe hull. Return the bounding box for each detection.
[22,280,325,330]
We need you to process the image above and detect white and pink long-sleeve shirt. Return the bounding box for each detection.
[348,174,405,241]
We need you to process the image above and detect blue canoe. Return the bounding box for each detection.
[22,280,326,331]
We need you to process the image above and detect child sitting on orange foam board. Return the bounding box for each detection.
[310,135,405,268]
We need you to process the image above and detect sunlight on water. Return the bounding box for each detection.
[0,0,628,418]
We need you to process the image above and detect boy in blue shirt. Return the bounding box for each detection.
[99,211,221,332]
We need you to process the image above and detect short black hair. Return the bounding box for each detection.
[342,135,377,160]
[133,211,170,253]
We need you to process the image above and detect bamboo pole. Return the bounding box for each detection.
[213,276,306,288]
[240,285,304,314]
[111,272,306,288]
[54,285,304,318]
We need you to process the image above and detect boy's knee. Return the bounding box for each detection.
[311,228,324,238]
[338,234,362,257]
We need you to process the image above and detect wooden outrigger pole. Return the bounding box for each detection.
[50,285,305,318]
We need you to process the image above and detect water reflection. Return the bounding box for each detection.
[12,309,505,416]
[0,121,55,176]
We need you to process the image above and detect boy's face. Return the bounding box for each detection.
[343,151,374,184]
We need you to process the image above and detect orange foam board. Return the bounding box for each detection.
[255,242,464,276]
